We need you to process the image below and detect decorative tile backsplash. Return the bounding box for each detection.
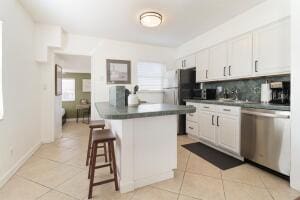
[196,75,290,102]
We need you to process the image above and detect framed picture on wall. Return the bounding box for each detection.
[55,64,62,96]
[106,59,131,84]
[82,79,91,92]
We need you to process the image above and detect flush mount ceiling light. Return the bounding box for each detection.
[140,12,162,27]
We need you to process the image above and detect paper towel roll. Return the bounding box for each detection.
[261,83,272,103]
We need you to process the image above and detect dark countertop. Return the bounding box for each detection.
[184,99,290,111]
[95,102,196,119]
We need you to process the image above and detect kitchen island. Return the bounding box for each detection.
[95,102,195,193]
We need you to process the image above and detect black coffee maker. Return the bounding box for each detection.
[270,81,290,105]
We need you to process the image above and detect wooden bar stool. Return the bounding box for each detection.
[86,120,107,166]
[88,129,119,199]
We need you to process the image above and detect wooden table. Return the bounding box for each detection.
[76,104,91,123]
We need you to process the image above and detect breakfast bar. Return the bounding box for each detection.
[95,102,195,193]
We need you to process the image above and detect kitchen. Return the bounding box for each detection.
[1,0,300,200]
[164,16,291,174]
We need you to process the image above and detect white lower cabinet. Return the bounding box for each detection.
[187,103,241,156]
[198,111,216,144]
[216,114,240,154]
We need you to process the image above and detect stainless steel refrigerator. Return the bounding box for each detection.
[163,68,196,135]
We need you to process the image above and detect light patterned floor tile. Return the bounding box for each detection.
[34,144,80,163]
[221,164,265,188]
[0,176,50,200]
[38,190,78,200]
[151,170,184,193]
[178,195,200,200]
[131,187,178,200]
[223,180,273,200]
[17,156,60,178]
[87,182,135,200]
[21,164,83,188]
[181,172,225,200]
[269,188,300,200]
[186,153,221,178]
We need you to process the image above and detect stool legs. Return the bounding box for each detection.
[88,140,119,199]
[86,128,93,166]
[88,143,97,199]
[109,141,119,191]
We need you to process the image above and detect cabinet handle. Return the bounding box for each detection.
[255,60,258,72]
[206,70,208,79]
[223,109,231,112]
[212,115,215,126]
[228,66,231,76]
[204,106,210,109]
[188,126,194,130]
[223,66,226,76]
[217,116,219,126]
[184,60,186,68]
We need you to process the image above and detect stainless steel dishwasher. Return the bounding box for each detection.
[241,108,291,176]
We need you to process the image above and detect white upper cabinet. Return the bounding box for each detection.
[228,33,253,78]
[253,18,290,75]
[177,54,196,69]
[175,59,182,69]
[210,42,228,80]
[196,49,210,82]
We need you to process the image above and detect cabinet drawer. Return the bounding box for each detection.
[187,112,198,122]
[217,105,241,116]
[199,104,216,112]
[186,121,198,136]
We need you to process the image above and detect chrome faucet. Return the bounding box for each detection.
[232,89,239,101]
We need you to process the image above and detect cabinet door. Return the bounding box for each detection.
[196,49,210,82]
[228,33,253,78]
[216,114,240,154]
[210,42,228,80]
[253,19,290,75]
[183,55,196,69]
[175,59,183,69]
[198,111,216,144]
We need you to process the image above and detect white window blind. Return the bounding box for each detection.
[62,79,75,101]
[0,21,3,119]
[137,62,166,91]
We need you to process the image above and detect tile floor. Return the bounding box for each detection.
[0,122,299,200]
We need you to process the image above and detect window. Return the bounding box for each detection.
[137,62,166,91]
[62,79,75,101]
[0,21,3,119]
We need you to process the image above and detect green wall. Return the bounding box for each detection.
[62,73,91,119]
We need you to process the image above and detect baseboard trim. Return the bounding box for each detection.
[0,142,41,188]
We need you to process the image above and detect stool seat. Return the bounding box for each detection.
[92,130,116,142]
[89,120,105,129]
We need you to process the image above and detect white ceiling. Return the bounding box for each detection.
[19,0,266,47]
[55,54,91,73]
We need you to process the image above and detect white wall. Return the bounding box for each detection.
[0,0,41,187]
[290,0,300,191]
[177,0,290,57]
[91,39,175,119]
[137,91,164,104]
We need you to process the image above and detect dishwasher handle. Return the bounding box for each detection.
[242,109,290,119]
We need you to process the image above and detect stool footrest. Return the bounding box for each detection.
[95,163,111,169]
[92,178,115,187]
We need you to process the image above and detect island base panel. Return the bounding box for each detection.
[110,115,177,193]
